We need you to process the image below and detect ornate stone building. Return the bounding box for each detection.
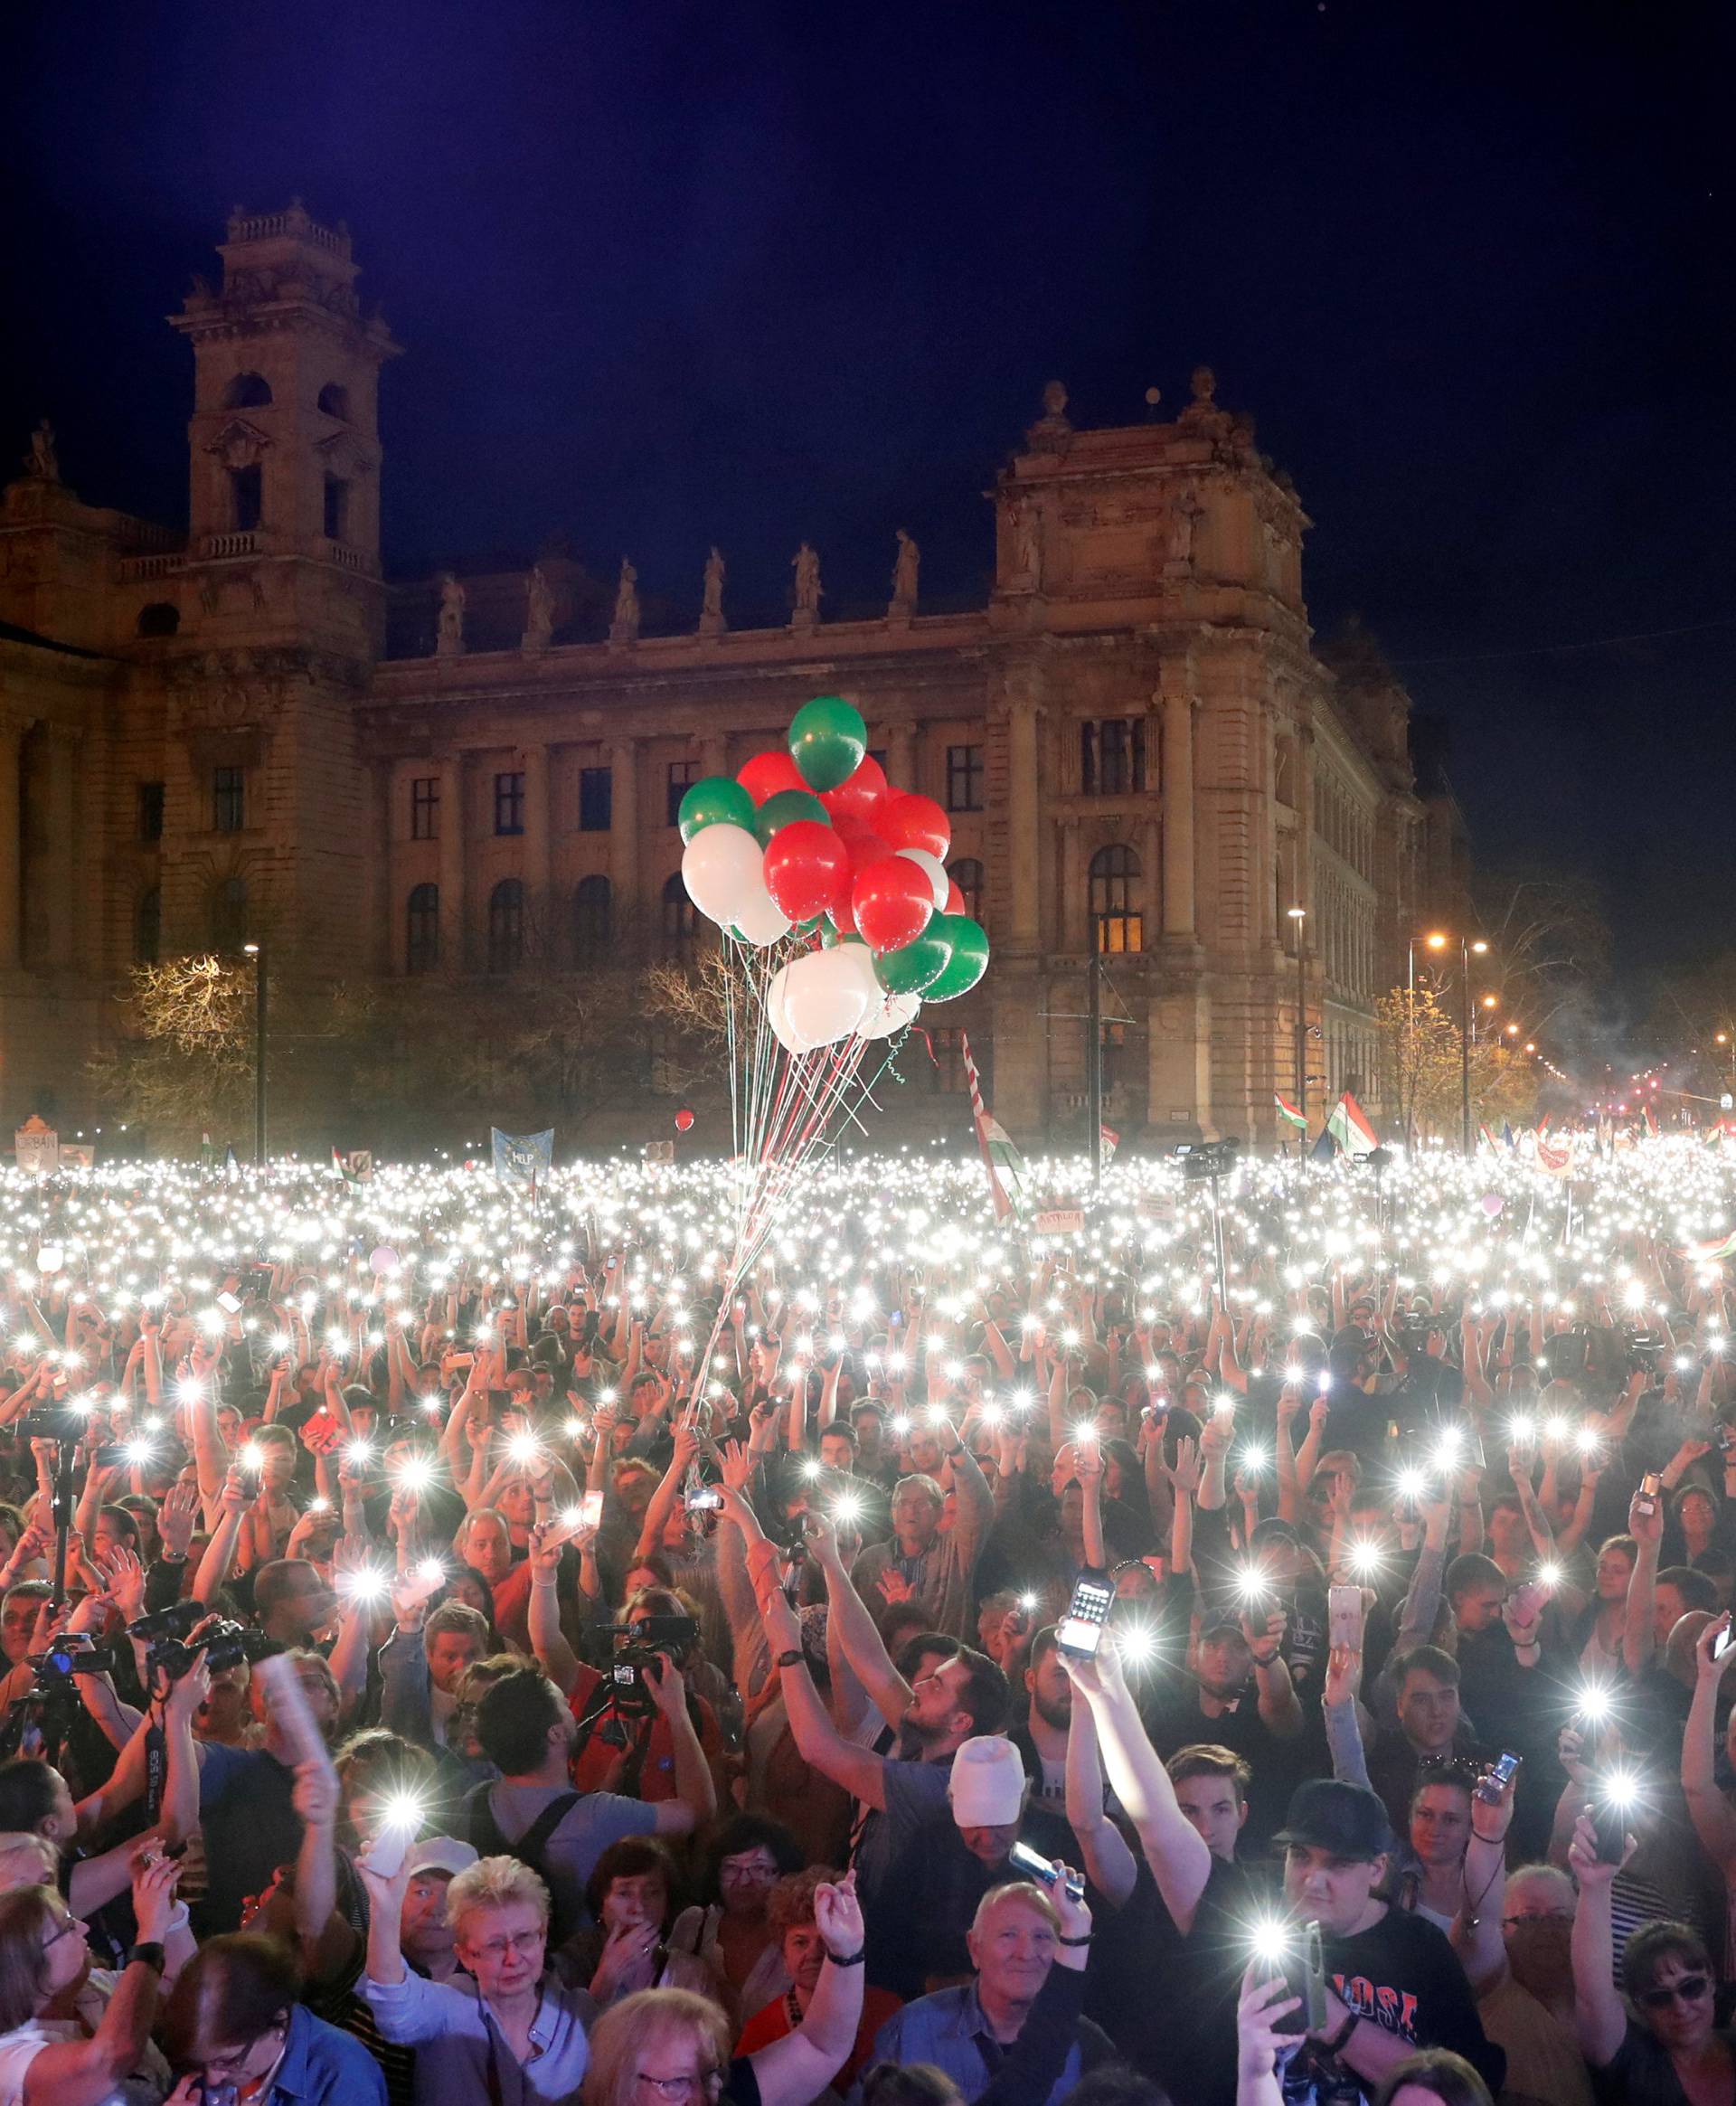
[0,205,1466,1147]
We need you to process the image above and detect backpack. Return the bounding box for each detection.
[462,1782,583,1946]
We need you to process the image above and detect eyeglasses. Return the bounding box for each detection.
[42,1915,83,1951]
[467,1929,545,1961]
[1637,1974,1711,2010]
[205,2026,280,2078]
[637,2070,723,2100]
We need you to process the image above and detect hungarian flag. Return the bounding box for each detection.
[1642,1102,1659,1138]
[1684,1227,1736,1265]
[962,1033,1026,1221]
[331,1148,373,1186]
[1275,1092,1307,1131]
[1099,1124,1120,1166]
[1326,1091,1378,1157]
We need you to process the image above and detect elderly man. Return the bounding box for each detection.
[855,1879,1112,2106]
[850,1413,992,1638]
[359,1852,592,2106]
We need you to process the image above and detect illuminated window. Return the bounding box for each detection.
[1089,845,1143,954]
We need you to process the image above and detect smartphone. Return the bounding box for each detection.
[1714,1626,1736,1665]
[1327,1583,1364,1652]
[1144,1399,1171,1429]
[1590,1780,1632,1863]
[1476,1751,1523,1805]
[1007,1838,1086,1901]
[1279,1920,1328,2035]
[92,1444,129,1470]
[216,1291,242,1316]
[359,1825,411,1882]
[684,1486,724,1513]
[1056,1572,1115,1659]
[1507,1578,1548,1624]
[1636,1471,1662,1519]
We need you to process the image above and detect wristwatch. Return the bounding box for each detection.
[774,1648,805,1669]
[1323,2009,1358,2056]
[127,1942,166,1973]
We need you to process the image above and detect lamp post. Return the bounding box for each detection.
[1425,930,1488,1158]
[1287,907,1307,1144]
[242,942,266,1165]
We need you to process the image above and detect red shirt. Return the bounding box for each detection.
[565,1659,724,1799]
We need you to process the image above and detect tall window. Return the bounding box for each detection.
[573,875,612,961]
[406,883,439,974]
[133,887,160,965]
[948,857,985,925]
[487,880,524,974]
[137,782,165,845]
[209,876,247,949]
[323,476,349,543]
[665,760,696,829]
[410,777,439,841]
[231,466,262,534]
[1080,719,1146,797]
[495,770,524,836]
[580,766,613,832]
[661,873,696,959]
[1089,844,1143,954]
[212,766,245,834]
[946,744,985,813]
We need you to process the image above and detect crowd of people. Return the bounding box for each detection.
[0,1137,1732,2106]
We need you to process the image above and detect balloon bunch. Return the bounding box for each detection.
[677,694,990,1053]
[672,696,995,1411]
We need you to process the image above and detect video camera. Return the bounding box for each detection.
[28,1642,114,1677]
[599,1614,698,1716]
[1173,1138,1241,1182]
[16,1407,93,1445]
[127,1600,249,1683]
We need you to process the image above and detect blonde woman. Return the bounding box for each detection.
[584,1871,864,2106]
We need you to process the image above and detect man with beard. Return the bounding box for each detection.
[1011,1625,1072,1809]
[1144,1606,1307,1852]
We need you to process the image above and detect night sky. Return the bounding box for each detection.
[4,2,1731,1003]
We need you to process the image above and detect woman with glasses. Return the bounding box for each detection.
[358,1849,594,2101]
[585,1872,864,2106]
[668,1816,805,2025]
[160,1931,384,2106]
[0,1846,178,2106]
[1569,1809,1736,2105]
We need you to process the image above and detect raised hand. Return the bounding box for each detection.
[813,1868,863,1958]
[874,1568,916,1607]
[1322,1643,1362,1708]
[157,1480,201,1560]
[99,1544,146,1624]
[1166,1435,1201,1497]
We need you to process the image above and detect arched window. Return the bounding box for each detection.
[406,883,439,974]
[661,873,695,960]
[316,382,351,420]
[222,372,273,410]
[1089,845,1142,955]
[948,857,985,926]
[487,880,524,975]
[133,887,160,965]
[136,602,180,638]
[209,875,247,950]
[573,875,611,963]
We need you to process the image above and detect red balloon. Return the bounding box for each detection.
[829,831,896,936]
[944,881,967,915]
[675,1109,695,1133]
[853,856,936,954]
[879,791,951,859]
[762,821,851,923]
[737,751,807,807]
[820,752,889,831]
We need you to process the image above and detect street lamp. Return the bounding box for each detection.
[1287,907,1307,1143]
[1421,931,1487,1157]
[242,942,266,1165]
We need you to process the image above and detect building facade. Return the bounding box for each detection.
[0,205,1465,1147]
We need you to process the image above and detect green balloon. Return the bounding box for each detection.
[677,775,756,845]
[923,915,990,1001]
[788,694,868,793]
[873,925,955,996]
[752,788,832,848]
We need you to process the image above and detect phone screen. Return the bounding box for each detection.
[1056,1574,1114,1658]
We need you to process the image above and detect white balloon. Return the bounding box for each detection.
[682,825,765,927]
[898,847,948,911]
[766,961,797,1050]
[773,948,872,1052]
[731,888,791,947]
[860,989,920,1041]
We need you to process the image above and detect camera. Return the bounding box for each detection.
[17,1407,90,1445]
[29,1644,114,1677]
[127,1602,248,1682]
[600,1615,697,1715]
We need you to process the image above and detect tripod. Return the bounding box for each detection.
[0,1434,87,1771]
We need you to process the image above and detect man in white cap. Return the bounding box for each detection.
[397,1837,480,1986]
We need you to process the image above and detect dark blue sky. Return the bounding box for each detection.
[4,1,1731,993]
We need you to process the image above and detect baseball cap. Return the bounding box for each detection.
[1273,1779,1391,1861]
[406,1837,479,1880]
[948,1735,1027,1827]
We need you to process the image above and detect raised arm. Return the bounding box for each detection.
[1568,1813,1631,2068]
[809,1514,911,1725]
[1621,1485,1662,1676]
[1061,1678,1137,1907]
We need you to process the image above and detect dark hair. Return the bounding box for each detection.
[1598,1535,1638,1564]
[818,1421,858,1450]
[1444,1554,1505,1602]
[97,1503,140,1547]
[160,1933,303,2065]
[585,1835,684,1926]
[702,1815,804,1900]
[1395,1645,1461,1692]
[1373,2051,1492,2106]
[0,1760,61,1837]
[1026,1624,1061,1671]
[475,1667,568,1776]
[1058,2065,1169,2106]
[1621,1918,1711,2001]
[1167,1743,1252,1799]
[892,1629,960,1680]
[950,1647,1012,1737]
[1656,1566,1720,1613]
[857,2066,964,2106]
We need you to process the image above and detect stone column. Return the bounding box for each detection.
[370,763,394,975]
[42,727,77,970]
[439,753,467,973]
[0,716,24,973]
[1161,690,1196,940]
[885,720,917,790]
[1006,697,1041,952]
[609,740,639,936]
[523,744,551,959]
[1060,817,1081,953]
[699,734,728,780]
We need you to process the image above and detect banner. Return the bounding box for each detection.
[14,1117,57,1176]
[1099,1124,1119,1166]
[57,1142,94,1170]
[492,1127,554,1190]
[331,1148,374,1185]
[1033,1208,1085,1234]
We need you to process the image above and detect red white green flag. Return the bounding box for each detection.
[1275,1092,1307,1131]
[1326,1091,1378,1157]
